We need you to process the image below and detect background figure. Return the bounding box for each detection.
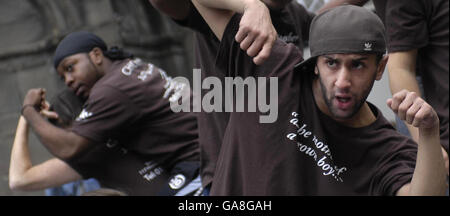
[0,0,193,196]
[10,88,200,196]
[374,0,449,168]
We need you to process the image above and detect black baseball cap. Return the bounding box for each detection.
[295,5,386,71]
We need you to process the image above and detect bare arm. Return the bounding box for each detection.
[317,0,368,14]
[387,90,447,196]
[22,88,93,160]
[388,51,449,175]
[193,0,277,65]
[388,50,422,141]
[9,117,82,191]
[148,0,191,20]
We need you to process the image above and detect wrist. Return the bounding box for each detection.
[419,124,440,138]
[21,104,39,116]
[243,0,264,13]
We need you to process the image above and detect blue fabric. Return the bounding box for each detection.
[45,178,101,196]
[175,175,202,196]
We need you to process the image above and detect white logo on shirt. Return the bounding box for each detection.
[169,174,186,190]
[121,58,143,76]
[364,42,373,51]
[278,32,300,44]
[76,109,93,121]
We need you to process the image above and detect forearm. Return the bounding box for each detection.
[409,126,447,195]
[9,117,33,189]
[389,69,421,141]
[388,51,421,141]
[195,0,260,13]
[22,106,88,160]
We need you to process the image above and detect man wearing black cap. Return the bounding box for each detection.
[21,32,202,196]
[190,1,447,195]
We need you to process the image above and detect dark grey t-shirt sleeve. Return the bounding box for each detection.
[171,1,212,36]
[370,139,416,196]
[72,85,140,144]
[385,0,429,52]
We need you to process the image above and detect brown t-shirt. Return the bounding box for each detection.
[210,14,417,196]
[67,139,172,196]
[72,59,199,173]
[373,0,449,153]
[175,1,314,188]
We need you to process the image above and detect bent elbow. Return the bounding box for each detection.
[56,147,80,161]
[9,178,27,191]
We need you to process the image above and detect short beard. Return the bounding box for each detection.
[316,66,376,120]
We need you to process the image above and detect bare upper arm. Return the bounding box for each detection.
[10,158,82,191]
[191,0,234,41]
[388,49,418,75]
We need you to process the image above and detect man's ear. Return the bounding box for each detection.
[313,57,320,76]
[89,47,104,66]
[375,55,388,81]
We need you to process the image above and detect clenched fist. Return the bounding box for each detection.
[387,90,439,130]
[236,0,278,65]
[23,88,46,112]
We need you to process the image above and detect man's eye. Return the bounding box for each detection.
[352,62,365,69]
[66,64,73,72]
[326,60,337,67]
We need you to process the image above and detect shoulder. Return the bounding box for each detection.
[285,1,315,20]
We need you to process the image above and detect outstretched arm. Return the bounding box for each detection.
[9,117,82,191]
[388,50,448,174]
[387,90,447,196]
[192,0,277,65]
[21,88,93,160]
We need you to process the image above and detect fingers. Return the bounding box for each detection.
[40,109,59,120]
[237,27,275,65]
[235,26,248,43]
[388,90,408,114]
[24,88,47,107]
[42,101,51,111]
[389,90,438,129]
[236,2,277,66]
[237,29,254,50]
[411,103,436,128]
[253,39,274,65]
[246,35,265,58]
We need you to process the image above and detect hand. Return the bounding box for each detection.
[40,101,59,120]
[23,88,46,112]
[236,0,277,65]
[387,90,439,130]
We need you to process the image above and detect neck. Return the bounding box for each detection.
[99,58,114,76]
[312,79,376,128]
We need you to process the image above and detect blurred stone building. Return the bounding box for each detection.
[0,0,194,196]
